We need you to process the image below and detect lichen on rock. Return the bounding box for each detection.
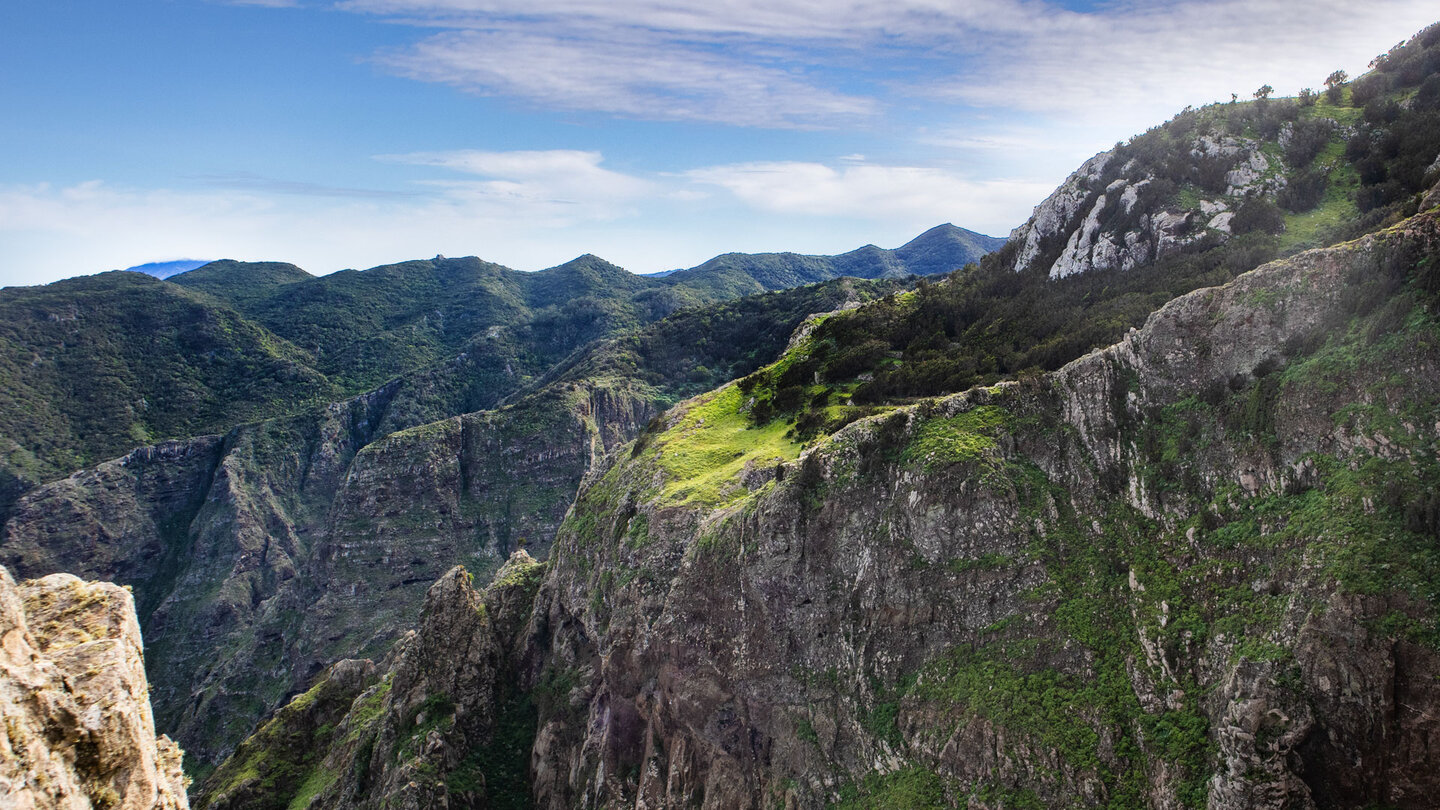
[0,565,189,810]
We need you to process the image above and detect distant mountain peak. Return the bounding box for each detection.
[118,259,211,279]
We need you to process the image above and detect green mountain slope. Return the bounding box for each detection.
[170,260,312,309]
[0,274,907,776]
[510,203,1440,810]
[661,223,1003,298]
[0,226,999,522]
[732,23,1440,444]
[186,22,1440,810]
[0,272,335,512]
[192,163,1440,810]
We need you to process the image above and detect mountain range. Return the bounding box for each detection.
[4,21,1440,810]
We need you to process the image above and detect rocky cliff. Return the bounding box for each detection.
[197,553,547,810]
[518,208,1440,808]
[211,204,1440,810]
[1,564,189,809]
[1,376,650,775]
[0,277,896,776]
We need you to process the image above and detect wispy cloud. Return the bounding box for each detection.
[0,148,1048,286]
[377,149,655,219]
[930,0,1440,127]
[331,0,1438,133]
[372,28,876,128]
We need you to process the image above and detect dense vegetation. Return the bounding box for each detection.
[550,276,910,406]
[0,229,991,521]
[0,272,336,504]
[738,22,1440,444]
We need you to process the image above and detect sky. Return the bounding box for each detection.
[1,1,1436,286]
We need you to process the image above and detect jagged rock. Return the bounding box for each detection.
[0,376,650,772]
[1011,151,1115,275]
[517,211,1440,808]
[195,552,548,810]
[0,565,188,810]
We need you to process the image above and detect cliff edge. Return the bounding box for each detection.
[1,565,188,809]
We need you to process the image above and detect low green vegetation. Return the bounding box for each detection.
[446,690,536,809]
[0,240,921,522]
[202,670,368,810]
[903,405,1009,470]
[650,384,803,507]
[832,768,953,809]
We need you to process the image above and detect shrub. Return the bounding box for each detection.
[1279,168,1328,212]
[1231,198,1286,235]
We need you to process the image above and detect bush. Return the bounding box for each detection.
[1350,73,1390,105]
[1279,168,1328,212]
[1283,118,1334,168]
[1231,198,1286,235]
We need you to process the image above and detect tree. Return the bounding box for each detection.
[1254,84,1274,101]
[1325,70,1348,103]
[1298,87,1317,107]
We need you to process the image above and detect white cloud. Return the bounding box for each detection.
[686,160,1049,236]
[0,159,664,287]
[330,0,1439,134]
[0,150,1044,287]
[932,0,1440,130]
[379,149,655,209]
[373,28,876,127]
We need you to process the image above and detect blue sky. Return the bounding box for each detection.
[2,0,1436,286]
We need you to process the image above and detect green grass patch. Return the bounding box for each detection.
[1278,163,1360,254]
[832,767,953,809]
[903,405,1009,470]
[654,384,803,507]
[285,766,337,810]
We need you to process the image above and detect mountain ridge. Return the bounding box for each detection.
[0,222,998,524]
[5,21,1440,810]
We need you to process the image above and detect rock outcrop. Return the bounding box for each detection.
[210,207,1440,810]
[1007,112,1312,280]
[196,552,547,810]
[0,565,189,809]
[519,210,1440,807]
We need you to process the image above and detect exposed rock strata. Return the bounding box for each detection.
[0,565,189,809]
[520,211,1440,808]
[196,553,546,810]
[0,375,650,773]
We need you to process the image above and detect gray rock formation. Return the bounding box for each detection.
[209,206,1440,810]
[1008,125,1295,280]
[0,375,650,774]
[518,210,1440,807]
[196,552,547,810]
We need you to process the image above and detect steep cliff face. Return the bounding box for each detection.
[521,209,1440,808]
[196,553,546,810]
[10,380,644,776]
[0,277,895,775]
[0,565,189,809]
